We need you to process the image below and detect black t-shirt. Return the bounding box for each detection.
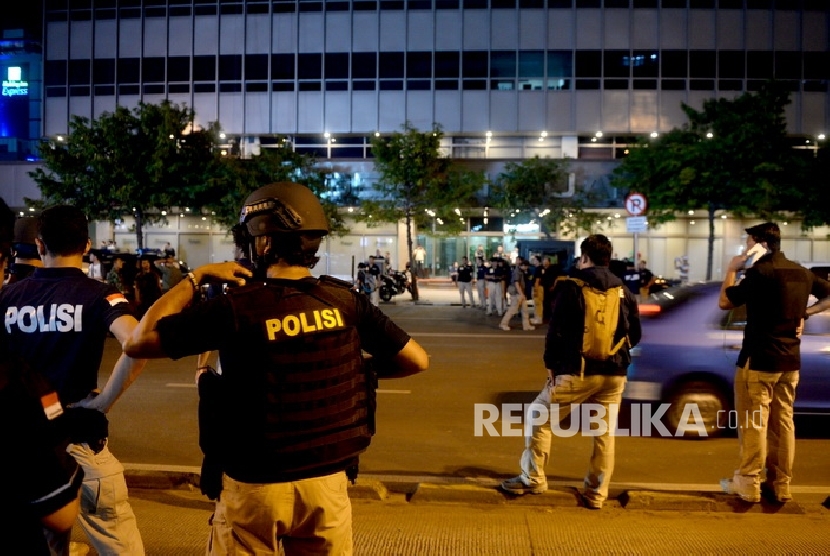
[726,252,830,371]
[457,264,473,283]
[0,267,132,403]
[0,356,83,555]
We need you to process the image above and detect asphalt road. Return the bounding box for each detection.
[104,304,830,491]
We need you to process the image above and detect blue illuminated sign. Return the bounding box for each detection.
[2,67,28,97]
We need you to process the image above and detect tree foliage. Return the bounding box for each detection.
[494,155,604,238]
[205,143,348,236]
[364,122,485,299]
[611,84,802,279]
[29,100,220,249]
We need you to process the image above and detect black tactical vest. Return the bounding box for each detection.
[216,277,372,483]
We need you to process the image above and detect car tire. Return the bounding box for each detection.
[379,286,393,302]
[666,381,730,439]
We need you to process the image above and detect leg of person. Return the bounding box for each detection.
[282,472,353,556]
[487,283,497,316]
[458,282,465,307]
[520,298,534,330]
[532,286,543,324]
[477,281,486,310]
[499,294,519,330]
[213,474,292,555]
[582,376,626,509]
[763,370,798,503]
[721,364,766,503]
[501,382,553,494]
[495,283,505,316]
[466,282,474,307]
[205,496,234,556]
[66,442,145,555]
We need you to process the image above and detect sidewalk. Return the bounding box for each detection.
[72,472,830,555]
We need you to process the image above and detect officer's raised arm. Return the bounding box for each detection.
[125,262,251,358]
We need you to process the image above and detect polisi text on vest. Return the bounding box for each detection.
[4,305,84,333]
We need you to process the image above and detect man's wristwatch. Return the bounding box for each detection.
[186,272,199,294]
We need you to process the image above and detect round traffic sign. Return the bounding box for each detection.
[625,192,647,216]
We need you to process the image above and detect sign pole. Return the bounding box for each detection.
[624,192,648,269]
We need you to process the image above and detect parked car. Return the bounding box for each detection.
[625,281,830,438]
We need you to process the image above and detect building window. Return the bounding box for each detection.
[435,52,459,78]
[661,51,687,78]
[661,79,686,90]
[68,60,90,85]
[245,54,269,81]
[774,52,801,80]
[325,53,349,80]
[326,81,348,90]
[718,51,744,79]
[379,80,404,90]
[379,52,404,79]
[575,51,601,78]
[351,53,377,79]
[603,51,629,78]
[462,51,488,78]
[118,58,140,84]
[407,52,432,79]
[518,51,543,90]
[689,51,716,78]
[167,57,190,82]
[632,51,659,78]
[804,52,829,80]
[548,50,572,89]
[45,60,67,87]
[272,54,295,80]
[219,55,243,81]
[746,52,772,79]
[142,57,165,83]
[298,53,322,80]
[93,59,115,85]
[353,81,376,90]
[193,56,216,81]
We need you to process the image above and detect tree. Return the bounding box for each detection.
[494,155,603,239]
[29,101,220,249]
[611,85,801,280]
[205,142,348,237]
[364,122,485,300]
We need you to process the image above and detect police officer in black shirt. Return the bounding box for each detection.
[0,205,147,554]
[126,182,429,555]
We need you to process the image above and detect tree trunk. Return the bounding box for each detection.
[706,203,715,281]
[406,205,419,301]
[135,209,144,250]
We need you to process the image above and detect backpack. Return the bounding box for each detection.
[557,277,629,369]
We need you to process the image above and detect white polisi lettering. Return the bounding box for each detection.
[4,305,82,333]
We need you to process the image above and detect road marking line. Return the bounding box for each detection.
[411,333,541,339]
[166,384,412,394]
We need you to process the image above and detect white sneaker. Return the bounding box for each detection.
[499,324,510,331]
[523,325,536,331]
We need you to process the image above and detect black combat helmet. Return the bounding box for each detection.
[240,182,329,238]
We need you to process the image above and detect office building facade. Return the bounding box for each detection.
[19,1,830,278]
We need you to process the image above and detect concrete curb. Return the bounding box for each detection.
[122,468,827,514]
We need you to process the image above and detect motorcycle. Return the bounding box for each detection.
[378,270,411,302]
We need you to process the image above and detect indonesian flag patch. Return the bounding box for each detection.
[106,293,129,306]
[41,391,64,420]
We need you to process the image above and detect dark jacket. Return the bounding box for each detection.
[544,266,641,376]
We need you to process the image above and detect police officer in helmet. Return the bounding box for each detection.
[126,182,429,555]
